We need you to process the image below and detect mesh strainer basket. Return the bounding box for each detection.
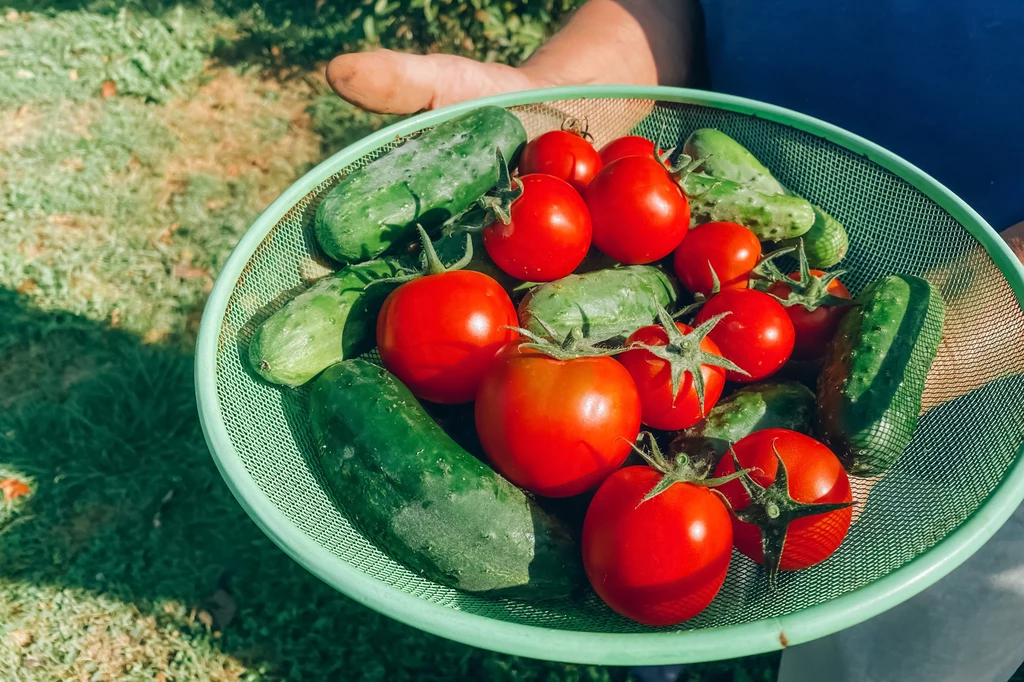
[196,86,1024,665]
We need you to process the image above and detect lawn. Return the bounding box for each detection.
[15,2,997,680]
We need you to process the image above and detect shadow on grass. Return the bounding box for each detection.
[0,286,636,681]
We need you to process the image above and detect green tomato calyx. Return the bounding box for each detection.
[725,440,853,589]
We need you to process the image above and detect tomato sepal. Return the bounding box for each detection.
[365,225,473,292]
[630,304,747,412]
[628,432,752,502]
[507,318,629,361]
[650,122,709,178]
[753,241,854,311]
[672,266,723,320]
[476,147,524,225]
[724,441,853,588]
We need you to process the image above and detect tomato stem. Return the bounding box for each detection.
[725,440,853,589]
[506,318,629,361]
[752,240,853,311]
[475,148,523,226]
[560,116,593,141]
[626,433,753,502]
[363,227,472,290]
[629,304,747,412]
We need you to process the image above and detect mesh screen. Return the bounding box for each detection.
[213,98,1024,634]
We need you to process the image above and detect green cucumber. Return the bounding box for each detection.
[310,360,584,599]
[780,205,849,268]
[517,266,678,342]
[817,274,945,477]
[684,129,849,266]
[682,173,815,241]
[670,382,816,465]
[684,128,787,195]
[314,106,527,264]
[248,258,404,387]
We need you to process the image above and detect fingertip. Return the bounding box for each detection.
[325,49,433,115]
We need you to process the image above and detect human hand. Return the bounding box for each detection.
[325,49,546,115]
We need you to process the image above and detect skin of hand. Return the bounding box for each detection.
[325,0,695,115]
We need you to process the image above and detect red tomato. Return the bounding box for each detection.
[694,289,795,382]
[482,174,592,282]
[475,344,641,497]
[518,130,603,194]
[377,270,517,404]
[598,135,667,167]
[584,156,690,264]
[714,428,852,574]
[583,465,733,626]
[673,221,762,296]
[617,323,727,430]
[767,270,852,359]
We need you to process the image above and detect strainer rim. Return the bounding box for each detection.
[195,84,1024,665]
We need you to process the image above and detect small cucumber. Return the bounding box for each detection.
[310,360,584,599]
[684,128,787,195]
[315,106,527,264]
[780,205,849,268]
[683,129,849,266]
[517,266,678,342]
[817,274,945,477]
[670,382,816,465]
[682,173,815,241]
[248,258,405,387]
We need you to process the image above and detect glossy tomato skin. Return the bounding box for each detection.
[695,289,795,382]
[482,174,592,282]
[714,428,852,571]
[583,466,733,626]
[518,130,603,194]
[377,270,517,404]
[474,345,641,497]
[673,221,762,296]
[598,136,665,166]
[767,271,852,359]
[617,323,726,430]
[585,156,690,265]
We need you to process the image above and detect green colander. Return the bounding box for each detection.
[195,86,1024,665]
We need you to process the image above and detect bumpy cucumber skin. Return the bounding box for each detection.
[248,258,404,387]
[310,360,584,599]
[683,129,787,195]
[314,107,527,264]
[683,129,849,264]
[817,275,945,477]
[781,205,849,268]
[517,266,678,342]
[671,382,816,465]
[682,173,815,241]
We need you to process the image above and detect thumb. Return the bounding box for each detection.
[326,49,537,115]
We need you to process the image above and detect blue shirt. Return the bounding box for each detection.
[699,0,1024,230]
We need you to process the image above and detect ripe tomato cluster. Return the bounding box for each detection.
[374,127,856,626]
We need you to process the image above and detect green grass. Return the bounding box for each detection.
[0,4,784,681]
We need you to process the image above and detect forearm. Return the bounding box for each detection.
[519,0,697,88]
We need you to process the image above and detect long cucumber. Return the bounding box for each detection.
[817,274,945,476]
[310,360,584,599]
[684,128,849,266]
[315,106,527,264]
